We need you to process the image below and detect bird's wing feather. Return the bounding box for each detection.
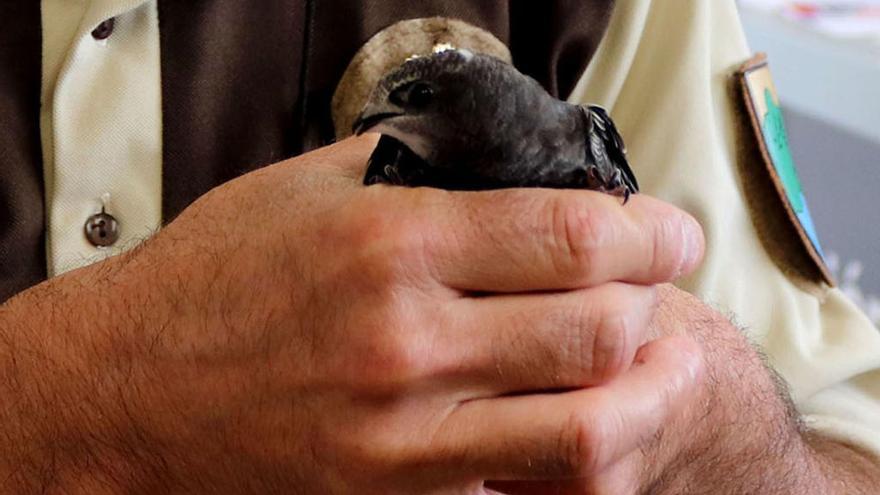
[584,105,639,194]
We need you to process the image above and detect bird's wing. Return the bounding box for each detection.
[583,105,639,195]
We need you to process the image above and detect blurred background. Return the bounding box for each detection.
[738,0,880,325]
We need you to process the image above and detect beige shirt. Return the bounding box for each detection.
[41,0,880,459]
[41,0,161,277]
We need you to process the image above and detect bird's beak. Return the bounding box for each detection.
[352,102,403,136]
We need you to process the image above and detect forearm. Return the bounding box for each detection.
[807,434,880,495]
[0,257,168,493]
[657,431,878,495]
[680,432,880,494]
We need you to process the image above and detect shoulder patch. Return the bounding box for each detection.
[736,53,834,287]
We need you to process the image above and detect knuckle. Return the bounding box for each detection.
[330,200,429,288]
[588,284,654,382]
[372,211,427,261]
[649,215,687,280]
[373,333,425,382]
[564,300,602,383]
[592,308,633,383]
[350,314,428,394]
[560,401,623,477]
[548,198,607,281]
[560,410,602,477]
[329,197,391,246]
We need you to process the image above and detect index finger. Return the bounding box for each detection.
[420,188,704,292]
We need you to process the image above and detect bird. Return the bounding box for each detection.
[351,47,638,202]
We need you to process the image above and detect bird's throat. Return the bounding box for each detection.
[371,123,431,162]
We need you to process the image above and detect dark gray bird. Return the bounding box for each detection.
[352,48,638,201]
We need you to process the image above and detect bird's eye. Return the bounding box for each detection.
[408,82,434,108]
[390,81,435,109]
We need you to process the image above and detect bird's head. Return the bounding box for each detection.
[352,48,515,165]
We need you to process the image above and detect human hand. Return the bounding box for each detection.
[489,285,830,495]
[0,134,705,493]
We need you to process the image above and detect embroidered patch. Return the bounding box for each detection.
[737,53,834,286]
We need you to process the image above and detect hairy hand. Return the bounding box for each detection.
[0,135,705,494]
[488,285,858,494]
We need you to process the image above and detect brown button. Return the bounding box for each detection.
[84,212,120,247]
[91,18,115,40]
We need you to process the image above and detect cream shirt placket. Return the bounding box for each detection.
[41,0,162,276]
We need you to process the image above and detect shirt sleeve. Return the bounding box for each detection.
[566,0,880,457]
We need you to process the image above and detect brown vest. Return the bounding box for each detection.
[0,1,613,302]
